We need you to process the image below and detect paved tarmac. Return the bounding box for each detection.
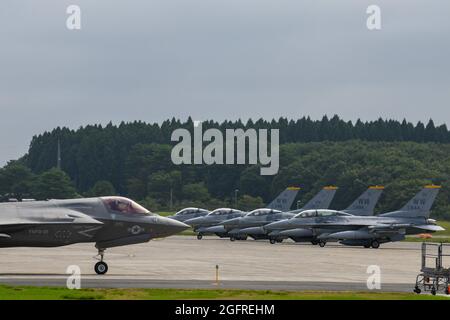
[0,236,425,292]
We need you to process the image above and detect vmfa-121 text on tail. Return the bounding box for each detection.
[0,196,189,274]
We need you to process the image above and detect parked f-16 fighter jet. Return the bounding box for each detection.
[266,186,384,244]
[265,185,443,248]
[183,186,300,239]
[184,208,245,239]
[167,187,299,223]
[166,208,210,222]
[206,186,338,242]
[0,196,189,274]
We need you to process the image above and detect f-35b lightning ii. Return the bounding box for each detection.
[0,196,189,274]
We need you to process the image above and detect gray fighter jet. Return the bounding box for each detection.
[183,186,300,239]
[184,208,245,239]
[206,186,338,242]
[166,207,210,222]
[264,185,443,248]
[266,186,384,243]
[0,196,189,274]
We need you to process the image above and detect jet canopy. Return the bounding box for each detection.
[208,208,243,216]
[294,209,351,218]
[101,197,151,215]
[175,208,209,216]
[246,209,282,216]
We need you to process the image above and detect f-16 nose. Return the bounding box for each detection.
[184,216,205,226]
[221,217,241,227]
[264,219,290,231]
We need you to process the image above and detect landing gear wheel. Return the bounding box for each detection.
[197,234,203,240]
[319,240,326,247]
[94,248,108,275]
[364,244,371,248]
[311,240,319,245]
[371,240,380,249]
[414,286,421,294]
[230,236,236,241]
[276,239,283,243]
[445,287,449,295]
[270,239,276,244]
[94,261,108,275]
[431,287,436,296]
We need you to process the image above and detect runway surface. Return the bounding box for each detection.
[0,236,423,292]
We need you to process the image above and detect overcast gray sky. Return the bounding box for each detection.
[0,0,449,165]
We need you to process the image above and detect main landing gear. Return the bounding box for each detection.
[363,240,380,249]
[269,238,283,244]
[230,236,248,241]
[94,248,108,275]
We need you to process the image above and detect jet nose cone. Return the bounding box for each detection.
[184,217,204,226]
[166,215,182,221]
[221,217,241,226]
[160,216,190,235]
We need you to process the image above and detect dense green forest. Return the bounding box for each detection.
[0,116,449,219]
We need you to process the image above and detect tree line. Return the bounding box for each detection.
[1,116,449,219]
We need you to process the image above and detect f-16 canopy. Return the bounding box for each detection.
[294,209,352,218]
[246,209,282,216]
[174,208,209,216]
[207,208,243,216]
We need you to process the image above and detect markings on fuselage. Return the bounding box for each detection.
[55,230,72,239]
[77,226,103,238]
[28,229,49,236]
[129,225,144,235]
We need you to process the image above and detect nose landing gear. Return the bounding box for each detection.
[94,248,108,275]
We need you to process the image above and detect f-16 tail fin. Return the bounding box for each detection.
[266,187,300,211]
[301,186,338,210]
[381,185,441,218]
[343,186,384,216]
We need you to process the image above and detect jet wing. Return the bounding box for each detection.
[368,224,444,232]
[411,225,444,232]
[0,208,103,234]
[368,223,411,231]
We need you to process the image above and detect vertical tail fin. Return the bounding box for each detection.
[266,187,300,211]
[342,186,384,216]
[381,185,441,218]
[400,185,440,213]
[301,186,338,210]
